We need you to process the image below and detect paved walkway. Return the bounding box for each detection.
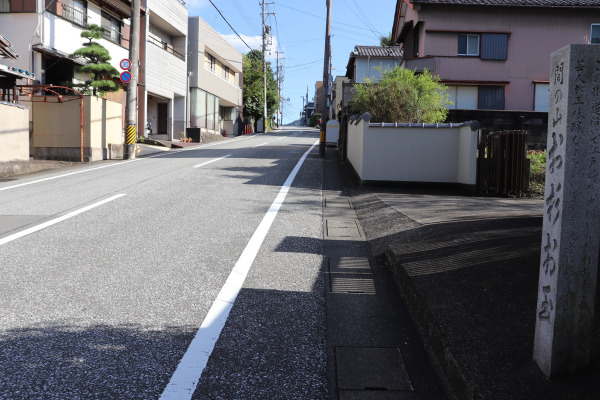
[348,179,600,399]
[323,147,448,400]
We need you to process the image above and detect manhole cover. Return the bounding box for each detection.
[336,347,413,391]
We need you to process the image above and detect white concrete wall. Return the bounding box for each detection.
[347,118,477,185]
[0,103,30,162]
[0,13,41,74]
[354,58,401,83]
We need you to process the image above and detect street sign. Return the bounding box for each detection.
[120,71,132,83]
[120,58,131,70]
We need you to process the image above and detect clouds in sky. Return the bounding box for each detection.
[220,33,279,61]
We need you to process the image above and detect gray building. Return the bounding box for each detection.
[187,16,243,138]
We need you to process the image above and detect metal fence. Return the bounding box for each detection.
[477,130,527,196]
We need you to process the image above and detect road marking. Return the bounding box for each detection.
[192,154,232,169]
[277,137,286,140]
[160,140,319,400]
[0,194,126,246]
[253,142,269,148]
[0,139,250,192]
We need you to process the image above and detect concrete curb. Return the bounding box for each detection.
[385,247,472,400]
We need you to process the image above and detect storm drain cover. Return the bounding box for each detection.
[329,257,372,274]
[324,197,352,209]
[326,219,362,238]
[330,273,376,294]
[335,347,413,391]
[338,390,417,400]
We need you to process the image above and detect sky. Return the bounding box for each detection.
[186,0,397,123]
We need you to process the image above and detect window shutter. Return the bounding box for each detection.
[481,33,507,61]
[479,86,505,110]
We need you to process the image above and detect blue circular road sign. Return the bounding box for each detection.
[120,71,132,83]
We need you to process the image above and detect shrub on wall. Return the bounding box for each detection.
[350,66,451,123]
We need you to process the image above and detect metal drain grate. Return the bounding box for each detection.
[330,274,376,294]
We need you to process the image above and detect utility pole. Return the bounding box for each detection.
[300,96,305,125]
[261,0,267,132]
[276,49,284,128]
[125,0,141,159]
[319,0,332,158]
[306,86,309,125]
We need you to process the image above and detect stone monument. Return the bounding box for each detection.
[533,44,600,378]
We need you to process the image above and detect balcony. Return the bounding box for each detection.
[148,34,184,61]
[45,1,88,27]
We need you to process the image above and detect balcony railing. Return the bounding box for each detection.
[102,24,122,45]
[148,34,185,61]
[61,3,87,26]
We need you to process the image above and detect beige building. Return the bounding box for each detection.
[187,16,243,138]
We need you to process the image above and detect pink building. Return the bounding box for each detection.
[391,0,600,136]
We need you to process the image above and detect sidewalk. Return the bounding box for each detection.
[323,147,449,400]
[346,173,600,399]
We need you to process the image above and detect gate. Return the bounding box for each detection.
[477,130,527,196]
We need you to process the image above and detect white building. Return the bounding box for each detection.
[144,0,187,141]
[0,0,133,89]
[188,16,243,139]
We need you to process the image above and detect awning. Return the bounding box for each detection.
[32,44,87,66]
[0,64,35,80]
[0,33,18,60]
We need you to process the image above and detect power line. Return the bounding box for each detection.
[208,0,254,51]
[286,59,322,69]
[276,3,372,32]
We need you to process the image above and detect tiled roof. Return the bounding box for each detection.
[411,0,599,6]
[351,46,403,58]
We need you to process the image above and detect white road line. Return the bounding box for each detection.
[0,194,126,246]
[0,138,248,193]
[160,140,319,400]
[192,154,232,169]
[253,142,269,148]
[277,137,286,140]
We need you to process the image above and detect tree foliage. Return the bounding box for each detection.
[70,24,120,95]
[380,32,393,47]
[350,66,451,123]
[243,49,279,125]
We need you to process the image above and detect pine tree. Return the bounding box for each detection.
[70,24,120,95]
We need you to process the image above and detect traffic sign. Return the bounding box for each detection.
[120,58,131,70]
[120,71,132,83]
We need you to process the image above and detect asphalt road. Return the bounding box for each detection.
[0,127,326,399]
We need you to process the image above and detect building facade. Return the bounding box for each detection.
[187,16,243,139]
[145,0,187,141]
[391,0,600,113]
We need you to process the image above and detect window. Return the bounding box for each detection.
[479,86,505,110]
[1,0,36,12]
[534,83,549,112]
[205,54,216,71]
[101,11,121,44]
[458,34,479,56]
[446,86,478,110]
[592,24,600,44]
[224,66,229,80]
